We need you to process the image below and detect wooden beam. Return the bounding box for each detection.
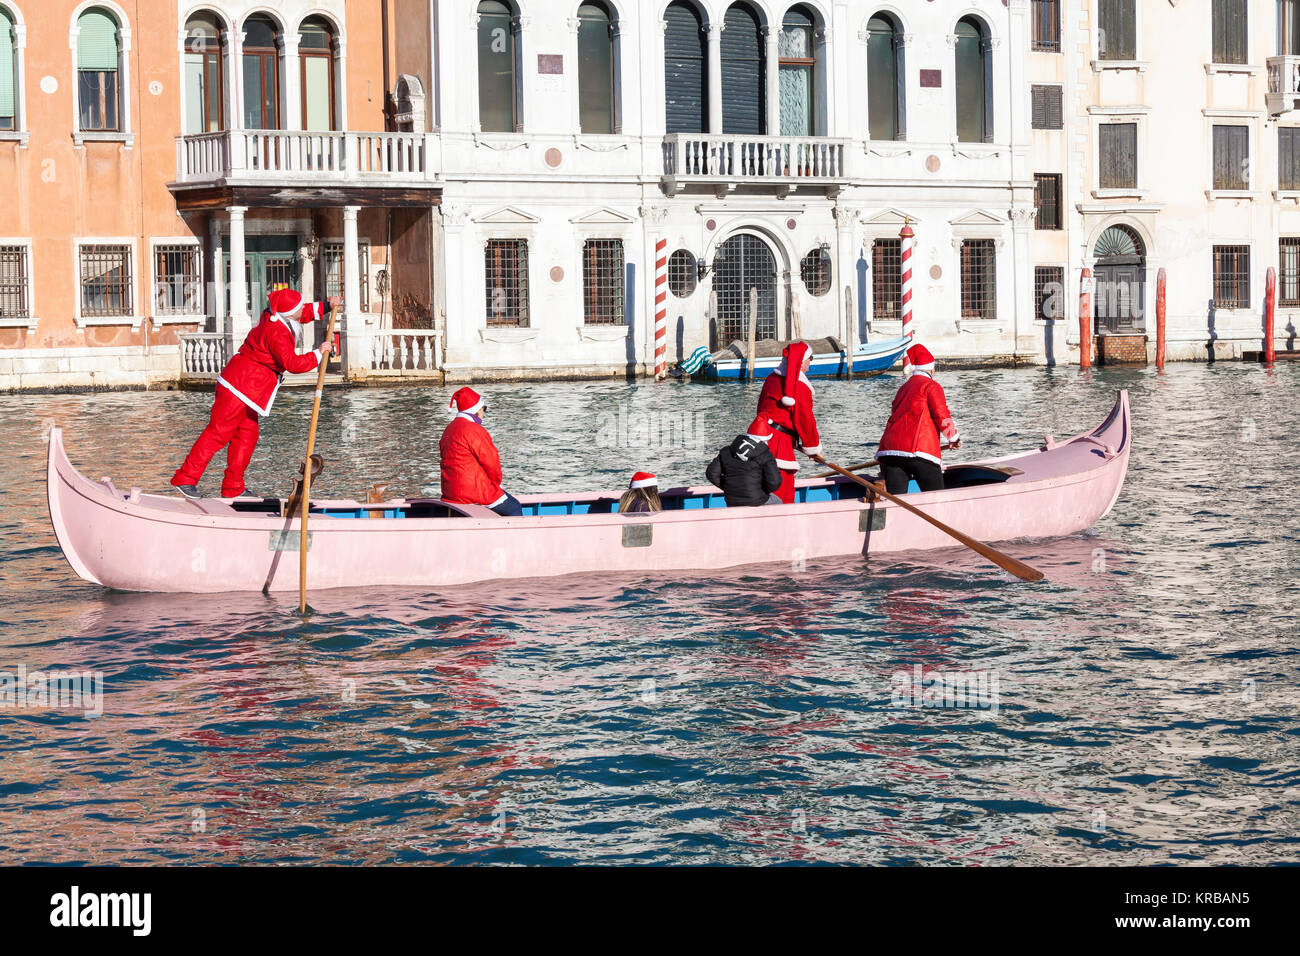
[169,184,441,211]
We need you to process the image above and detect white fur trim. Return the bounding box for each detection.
[453,398,485,417]
[744,433,773,442]
[488,493,507,508]
[780,396,795,407]
[802,444,823,457]
[877,449,943,465]
[216,376,272,417]
[629,477,657,489]
[775,458,799,470]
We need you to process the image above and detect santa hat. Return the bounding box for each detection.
[780,342,811,407]
[629,471,657,489]
[268,288,305,319]
[905,343,935,375]
[745,417,773,442]
[449,387,485,416]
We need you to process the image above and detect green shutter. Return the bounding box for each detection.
[0,10,14,118]
[78,10,120,72]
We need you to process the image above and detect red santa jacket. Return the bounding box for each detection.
[756,366,823,471]
[440,414,507,507]
[217,305,327,417]
[877,372,961,465]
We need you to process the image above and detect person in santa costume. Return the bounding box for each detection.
[618,471,663,514]
[876,343,961,494]
[440,387,523,516]
[171,288,333,498]
[755,341,825,504]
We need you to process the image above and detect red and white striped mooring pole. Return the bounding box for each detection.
[654,238,668,381]
[899,219,915,373]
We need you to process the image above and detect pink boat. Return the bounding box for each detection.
[47,391,1131,593]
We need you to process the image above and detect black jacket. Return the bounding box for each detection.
[706,435,783,507]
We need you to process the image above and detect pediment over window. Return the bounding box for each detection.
[473,206,541,224]
[862,207,922,226]
[570,207,635,225]
[949,209,1007,227]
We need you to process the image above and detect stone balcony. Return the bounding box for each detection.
[661,133,851,197]
[1267,56,1300,116]
[171,129,440,196]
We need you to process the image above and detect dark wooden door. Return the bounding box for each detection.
[713,234,777,343]
[1094,261,1145,333]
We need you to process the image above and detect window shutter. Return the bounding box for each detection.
[1100,123,1137,189]
[1031,86,1063,130]
[1213,0,1248,65]
[78,11,120,72]
[1214,126,1248,189]
[664,4,707,134]
[1100,0,1136,60]
[1282,128,1300,191]
[0,11,14,118]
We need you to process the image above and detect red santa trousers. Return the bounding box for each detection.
[171,385,260,497]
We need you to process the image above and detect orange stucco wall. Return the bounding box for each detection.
[0,1,395,351]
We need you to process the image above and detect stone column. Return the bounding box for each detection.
[227,207,250,349]
[341,206,367,377]
[282,32,301,130]
[765,26,780,136]
[707,23,723,134]
[209,215,225,335]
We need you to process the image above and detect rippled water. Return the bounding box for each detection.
[1,363,1297,865]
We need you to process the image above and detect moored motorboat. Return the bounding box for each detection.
[700,334,910,380]
[46,391,1131,593]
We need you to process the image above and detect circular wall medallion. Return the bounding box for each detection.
[149,81,163,96]
[550,266,564,283]
[40,76,58,94]
[786,218,797,231]
[925,154,941,173]
[705,218,716,231]
[929,265,943,280]
[544,148,563,168]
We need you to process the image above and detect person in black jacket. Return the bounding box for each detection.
[706,417,784,507]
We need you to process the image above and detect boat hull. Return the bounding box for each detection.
[704,336,909,380]
[47,392,1131,593]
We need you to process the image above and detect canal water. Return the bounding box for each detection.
[0,363,1296,864]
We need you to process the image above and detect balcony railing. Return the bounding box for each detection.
[174,130,439,186]
[179,332,227,378]
[1268,56,1300,116]
[369,329,441,376]
[662,134,850,194]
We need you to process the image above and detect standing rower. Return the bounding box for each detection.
[876,343,961,494]
[171,289,332,499]
[755,341,825,504]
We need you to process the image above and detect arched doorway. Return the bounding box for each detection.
[1093,224,1146,333]
[713,233,778,344]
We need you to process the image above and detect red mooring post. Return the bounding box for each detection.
[1155,267,1167,370]
[1265,266,1277,364]
[1079,267,1092,369]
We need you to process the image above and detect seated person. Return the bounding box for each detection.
[619,472,663,514]
[706,418,784,507]
[440,387,523,516]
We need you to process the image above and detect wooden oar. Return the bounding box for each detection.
[812,459,877,479]
[818,457,1044,583]
[299,302,338,614]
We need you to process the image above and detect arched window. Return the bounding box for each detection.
[184,12,224,134]
[77,8,122,132]
[664,1,706,134]
[867,14,903,141]
[955,17,990,143]
[300,16,336,131]
[779,6,815,135]
[0,6,16,132]
[577,2,615,133]
[721,2,763,134]
[242,15,281,130]
[477,0,517,132]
